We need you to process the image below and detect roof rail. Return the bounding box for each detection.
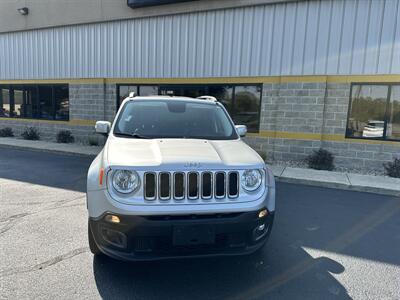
[197,95,217,102]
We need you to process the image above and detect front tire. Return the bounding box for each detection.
[88,221,102,256]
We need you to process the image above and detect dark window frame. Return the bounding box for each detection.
[0,84,69,121]
[116,83,263,133]
[345,82,399,142]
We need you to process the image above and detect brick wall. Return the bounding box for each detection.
[248,81,400,173]
[0,118,94,143]
[69,84,106,121]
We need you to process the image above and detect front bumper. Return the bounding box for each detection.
[89,209,274,261]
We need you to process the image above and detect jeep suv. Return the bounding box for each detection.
[87,95,275,261]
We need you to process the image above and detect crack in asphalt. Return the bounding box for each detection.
[0,247,89,278]
[0,213,30,223]
[0,195,85,236]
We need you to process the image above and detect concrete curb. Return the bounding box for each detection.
[272,166,400,197]
[276,176,400,197]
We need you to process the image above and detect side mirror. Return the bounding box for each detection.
[95,121,111,135]
[235,125,247,137]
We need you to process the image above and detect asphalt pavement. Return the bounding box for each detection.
[1,147,400,299]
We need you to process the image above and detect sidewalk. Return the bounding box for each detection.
[0,137,102,156]
[1,137,399,197]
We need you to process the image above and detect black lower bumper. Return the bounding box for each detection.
[89,209,274,261]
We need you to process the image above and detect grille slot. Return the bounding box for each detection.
[188,172,199,199]
[159,172,171,200]
[228,172,239,198]
[202,172,212,199]
[174,172,185,200]
[144,173,156,200]
[215,172,226,198]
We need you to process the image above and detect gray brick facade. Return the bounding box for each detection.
[248,81,400,173]
[0,80,399,172]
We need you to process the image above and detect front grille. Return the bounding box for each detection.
[144,171,239,201]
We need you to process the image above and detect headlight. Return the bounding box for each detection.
[112,170,140,194]
[241,169,263,192]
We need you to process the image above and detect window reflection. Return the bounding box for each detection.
[208,86,233,113]
[55,85,69,120]
[234,86,261,132]
[39,86,52,119]
[347,85,388,139]
[139,86,158,96]
[388,86,400,140]
[0,88,11,117]
[13,87,24,118]
[118,85,137,107]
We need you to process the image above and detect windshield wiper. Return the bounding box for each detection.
[114,132,151,139]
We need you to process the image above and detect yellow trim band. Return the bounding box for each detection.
[0,117,95,126]
[248,131,400,145]
[0,74,398,85]
[0,78,104,85]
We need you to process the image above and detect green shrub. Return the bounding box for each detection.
[56,130,74,143]
[384,158,400,178]
[0,127,14,137]
[306,148,334,171]
[21,127,40,140]
[88,135,99,146]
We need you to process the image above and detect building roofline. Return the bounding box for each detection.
[0,0,298,34]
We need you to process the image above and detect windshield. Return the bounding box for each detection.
[113,100,238,140]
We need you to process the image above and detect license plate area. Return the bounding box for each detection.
[173,225,215,246]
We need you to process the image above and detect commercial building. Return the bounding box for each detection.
[0,0,399,172]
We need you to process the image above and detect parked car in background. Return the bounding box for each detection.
[362,120,385,138]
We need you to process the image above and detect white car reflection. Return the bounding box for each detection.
[362,121,384,138]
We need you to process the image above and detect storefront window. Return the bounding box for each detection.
[387,86,400,140]
[139,85,158,96]
[55,85,69,120]
[117,84,261,132]
[233,86,261,132]
[38,86,53,119]
[118,85,138,108]
[0,87,11,117]
[13,87,24,118]
[346,84,399,141]
[0,84,69,121]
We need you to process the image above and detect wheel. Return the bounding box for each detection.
[88,221,102,256]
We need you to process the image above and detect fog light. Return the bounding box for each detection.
[258,209,268,218]
[101,227,127,249]
[253,223,268,241]
[105,215,120,224]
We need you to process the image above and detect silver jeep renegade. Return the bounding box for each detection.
[87,95,275,261]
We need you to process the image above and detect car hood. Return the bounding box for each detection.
[104,136,264,170]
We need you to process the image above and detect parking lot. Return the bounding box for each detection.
[1,147,400,299]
